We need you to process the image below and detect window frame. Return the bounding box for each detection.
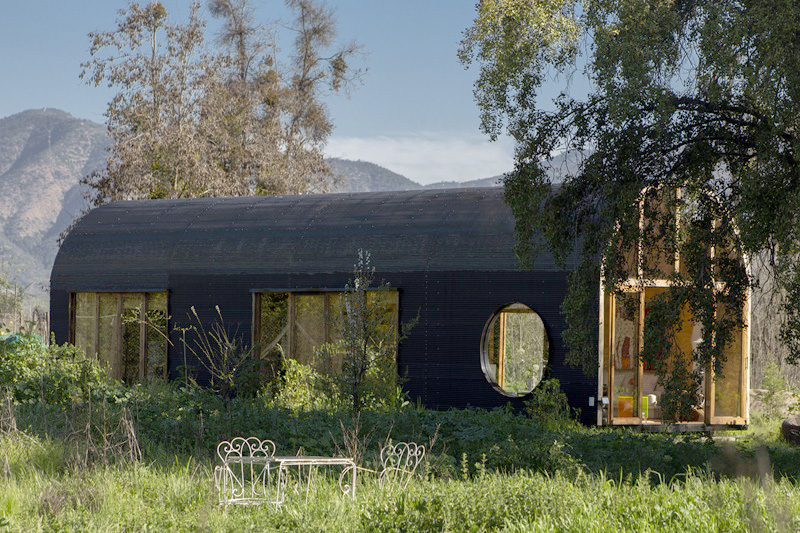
[251,288,400,368]
[479,302,550,398]
[69,290,169,382]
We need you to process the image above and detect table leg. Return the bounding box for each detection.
[351,462,357,499]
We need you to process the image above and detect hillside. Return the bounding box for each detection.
[0,109,107,302]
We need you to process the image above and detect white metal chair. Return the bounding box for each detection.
[340,441,426,491]
[214,437,283,507]
[378,441,426,488]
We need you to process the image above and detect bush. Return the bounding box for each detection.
[0,334,117,406]
[524,378,574,427]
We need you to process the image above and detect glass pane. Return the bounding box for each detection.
[641,288,666,422]
[612,293,639,418]
[714,304,743,417]
[642,188,677,278]
[121,294,143,383]
[74,293,96,358]
[367,291,398,349]
[145,292,168,381]
[259,292,289,376]
[326,293,345,372]
[294,294,325,365]
[483,303,548,395]
[98,293,119,377]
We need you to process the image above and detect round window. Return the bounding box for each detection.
[481,303,549,396]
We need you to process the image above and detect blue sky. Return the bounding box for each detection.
[0,1,583,184]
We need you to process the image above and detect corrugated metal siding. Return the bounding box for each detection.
[50,188,596,424]
[52,188,580,281]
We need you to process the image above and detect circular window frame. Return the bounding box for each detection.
[480,302,550,398]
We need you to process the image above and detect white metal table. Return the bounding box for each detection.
[272,455,357,504]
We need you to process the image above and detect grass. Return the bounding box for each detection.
[0,400,799,531]
[0,449,799,532]
[1,335,800,531]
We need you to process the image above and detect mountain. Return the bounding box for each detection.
[329,158,503,192]
[328,158,421,192]
[0,109,107,302]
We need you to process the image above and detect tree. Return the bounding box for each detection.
[204,0,362,195]
[81,2,216,203]
[81,0,362,204]
[460,1,800,412]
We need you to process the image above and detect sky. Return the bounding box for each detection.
[0,1,582,185]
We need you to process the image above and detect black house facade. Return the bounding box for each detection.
[50,187,599,424]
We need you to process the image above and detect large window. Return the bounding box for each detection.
[600,187,749,426]
[253,290,399,371]
[481,303,549,396]
[71,292,168,382]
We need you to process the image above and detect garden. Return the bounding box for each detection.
[0,332,799,531]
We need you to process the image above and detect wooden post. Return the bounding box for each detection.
[252,293,261,358]
[638,291,645,421]
[288,293,295,359]
[93,293,100,360]
[609,295,616,424]
[498,312,506,388]
[139,293,147,381]
[115,294,123,380]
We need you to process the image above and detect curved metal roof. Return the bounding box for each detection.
[52,187,575,286]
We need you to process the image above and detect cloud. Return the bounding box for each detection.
[325,132,514,185]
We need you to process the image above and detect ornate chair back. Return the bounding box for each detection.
[214,437,280,506]
[378,441,426,489]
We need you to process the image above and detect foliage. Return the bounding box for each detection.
[270,357,345,412]
[459,1,789,399]
[314,250,417,412]
[759,362,789,420]
[80,0,363,205]
[0,334,117,406]
[180,306,256,399]
[523,378,573,427]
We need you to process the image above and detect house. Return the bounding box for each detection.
[50,186,750,428]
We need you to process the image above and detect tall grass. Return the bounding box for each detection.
[0,438,798,532]
[2,334,800,531]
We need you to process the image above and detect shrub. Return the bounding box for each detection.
[524,378,574,427]
[269,358,345,411]
[0,334,117,406]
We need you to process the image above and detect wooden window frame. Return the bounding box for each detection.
[252,289,400,367]
[599,188,749,427]
[69,291,168,382]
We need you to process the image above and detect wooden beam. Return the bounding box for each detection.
[638,291,645,422]
[93,293,100,361]
[609,295,616,425]
[498,312,506,388]
[139,293,147,381]
[287,292,295,360]
[115,294,123,381]
[251,293,260,358]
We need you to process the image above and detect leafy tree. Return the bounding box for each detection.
[81,0,362,204]
[81,2,214,203]
[460,1,800,413]
[204,0,362,195]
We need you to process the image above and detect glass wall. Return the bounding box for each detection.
[600,186,748,426]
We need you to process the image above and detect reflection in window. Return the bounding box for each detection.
[72,292,168,382]
[482,303,549,396]
[255,290,399,375]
